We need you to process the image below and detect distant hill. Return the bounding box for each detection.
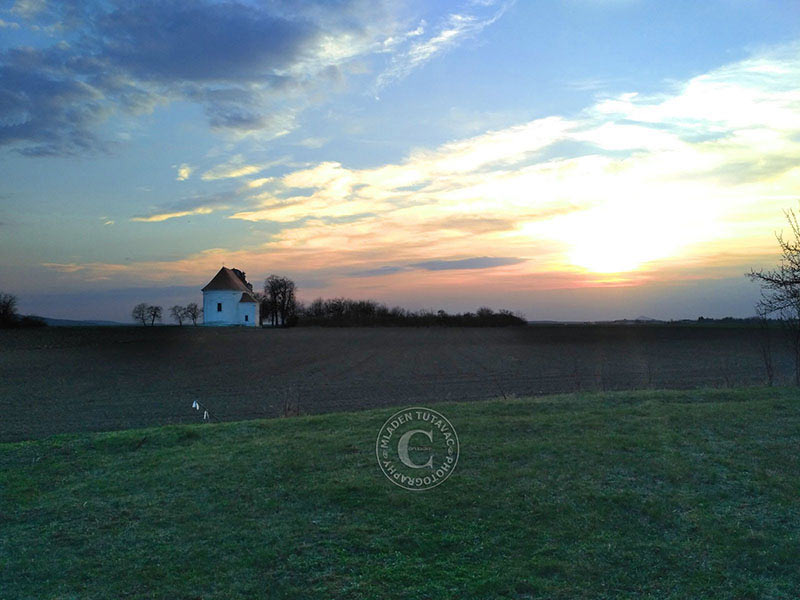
[39,317,125,327]
[527,318,667,325]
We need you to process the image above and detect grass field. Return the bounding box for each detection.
[2,387,798,599]
[0,324,791,442]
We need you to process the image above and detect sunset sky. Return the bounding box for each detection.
[1,0,799,321]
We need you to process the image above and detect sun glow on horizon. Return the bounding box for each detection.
[533,192,725,275]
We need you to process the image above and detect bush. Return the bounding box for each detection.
[0,292,47,328]
[18,315,47,328]
[0,292,18,327]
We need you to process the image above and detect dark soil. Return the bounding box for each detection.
[0,324,788,441]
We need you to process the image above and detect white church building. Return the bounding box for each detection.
[201,267,259,327]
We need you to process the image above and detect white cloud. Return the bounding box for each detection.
[296,137,329,149]
[375,2,511,91]
[131,208,215,223]
[247,177,275,189]
[201,155,286,181]
[175,163,192,181]
[10,0,46,18]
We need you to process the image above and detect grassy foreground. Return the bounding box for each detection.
[2,388,799,599]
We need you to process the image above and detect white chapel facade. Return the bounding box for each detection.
[201,267,259,327]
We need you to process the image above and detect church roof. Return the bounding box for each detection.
[239,292,257,303]
[201,267,252,293]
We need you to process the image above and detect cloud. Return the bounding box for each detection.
[131,192,232,222]
[96,2,314,83]
[296,137,329,149]
[351,257,525,276]
[230,117,573,223]
[203,165,262,182]
[0,49,113,156]
[0,1,518,154]
[40,262,86,273]
[349,265,410,277]
[201,155,286,181]
[0,0,422,154]
[10,0,47,19]
[375,1,510,91]
[247,177,275,189]
[410,256,526,271]
[175,163,192,181]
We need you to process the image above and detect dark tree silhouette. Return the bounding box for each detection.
[297,298,526,327]
[476,307,494,319]
[258,289,274,327]
[170,305,187,326]
[263,275,297,326]
[132,303,148,326]
[231,268,253,292]
[0,292,18,327]
[146,305,162,326]
[748,207,800,384]
[184,302,202,326]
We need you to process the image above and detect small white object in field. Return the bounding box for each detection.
[203,410,209,421]
[192,400,199,410]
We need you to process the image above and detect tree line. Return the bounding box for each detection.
[296,298,527,327]
[251,274,525,327]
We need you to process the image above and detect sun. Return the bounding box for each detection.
[568,239,654,273]
[565,206,684,273]
[543,195,719,274]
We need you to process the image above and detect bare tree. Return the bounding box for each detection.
[259,288,276,327]
[146,305,162,326]
[170,305,187,326]
[184,302,202,326]
[748,207,800,384]
[263,275,297,326]
[132,303,148,326]
[280,278,298,326]
[0,292,18,327]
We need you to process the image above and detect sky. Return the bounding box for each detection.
[1,0,799,322]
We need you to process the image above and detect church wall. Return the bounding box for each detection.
[203,291,242,325]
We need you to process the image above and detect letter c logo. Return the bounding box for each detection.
[397,429,433,469]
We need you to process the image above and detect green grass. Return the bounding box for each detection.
[2,387,799,599]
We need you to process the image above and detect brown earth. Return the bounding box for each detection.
[0,324,788,442]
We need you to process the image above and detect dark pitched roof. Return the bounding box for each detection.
[201,267,252,292]
[239,292,257,303]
